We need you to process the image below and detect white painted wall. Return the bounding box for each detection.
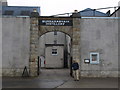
[45,46,64,68]
[0,16,2,90]
[80,18,118,77]
[2,16,30,76]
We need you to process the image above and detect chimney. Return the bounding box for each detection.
[30,8,39,17]
[74,10,78,13]
[33,9,37,12]
[2,0,8,6]
[71,10,81,18]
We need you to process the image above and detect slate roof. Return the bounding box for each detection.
[79,8,109,17]
[2,6,40,16]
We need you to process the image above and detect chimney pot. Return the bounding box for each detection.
[33,9,37,12]
[74,10,78,13]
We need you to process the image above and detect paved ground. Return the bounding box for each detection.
[2,69,119,89]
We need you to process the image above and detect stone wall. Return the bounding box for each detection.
[39,17,73,37]
[80,18,118,77]
[2,16,119,77]
[2,16,30,76]
[29,17,39,76]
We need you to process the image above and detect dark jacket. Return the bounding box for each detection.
[72,62,79,70]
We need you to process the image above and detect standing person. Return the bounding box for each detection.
[72,60,79,81]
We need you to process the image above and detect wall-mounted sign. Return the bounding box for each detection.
[39,20,73,26]
[84,59,90,64]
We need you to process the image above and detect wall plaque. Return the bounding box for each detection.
[39,20,73,26]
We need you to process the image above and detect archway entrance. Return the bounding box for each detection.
[39,31,71,69]
[29,16,81,77]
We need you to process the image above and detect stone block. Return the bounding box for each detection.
[73,28,80,31]
[72,40,79,45]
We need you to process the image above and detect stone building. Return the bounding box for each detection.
[45,44,64,68]
[2,16,119,77]
[1,0,119,77]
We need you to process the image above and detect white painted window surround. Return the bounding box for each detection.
[90,52,99,64]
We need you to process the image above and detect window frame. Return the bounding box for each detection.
[52,49,58,55]
[90,52,99,64]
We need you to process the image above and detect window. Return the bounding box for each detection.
[90,52,99,64]
[52,49,57,55]
[20,11,30,16]
[54,31,57,35]
[4,10,14,15]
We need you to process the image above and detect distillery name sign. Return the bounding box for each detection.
[39,20,73,26]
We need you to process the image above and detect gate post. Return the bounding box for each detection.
[29,15,39,76]
[72,17,81,78]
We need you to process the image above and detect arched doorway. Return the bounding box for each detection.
[39,31,71,69]
[29,16,81,77]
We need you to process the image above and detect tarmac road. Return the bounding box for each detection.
[2,69,119,89]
